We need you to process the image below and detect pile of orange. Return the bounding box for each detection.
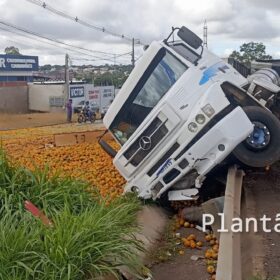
[1,124,126,201]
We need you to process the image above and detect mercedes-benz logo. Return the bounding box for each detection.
[139,136,152,150]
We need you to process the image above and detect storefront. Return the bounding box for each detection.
[0,54,39,82]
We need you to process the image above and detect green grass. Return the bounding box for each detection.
[0,149,144,280]
[0,150,96,215]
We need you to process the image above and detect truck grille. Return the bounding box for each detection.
[147,142,180,176]
[124,117,168,167]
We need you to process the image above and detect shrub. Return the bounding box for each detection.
[0,149,143,279]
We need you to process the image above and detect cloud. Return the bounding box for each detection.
[223,48,234,57]
[244,0,280,10]
[0,0,279,65]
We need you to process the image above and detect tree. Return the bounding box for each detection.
[229,42,272,67]
[4,46,21,55]
[40,64,52,71]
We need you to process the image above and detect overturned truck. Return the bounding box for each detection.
[100,26,280,202]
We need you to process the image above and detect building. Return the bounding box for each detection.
[0,54,39,82]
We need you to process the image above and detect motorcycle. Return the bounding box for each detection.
[77,109,96,123]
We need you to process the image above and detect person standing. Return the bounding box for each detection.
[66,99,73,122]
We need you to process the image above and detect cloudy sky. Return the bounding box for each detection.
[0,0,279,66]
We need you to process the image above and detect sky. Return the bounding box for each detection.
[0,0,279,66]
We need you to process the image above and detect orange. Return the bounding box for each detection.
[183,221,190,228]
[187,234,196,241]
[207,265,215,274]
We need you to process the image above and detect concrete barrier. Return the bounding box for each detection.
[216,166,244,280]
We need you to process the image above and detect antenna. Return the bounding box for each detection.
[203,20,208,48]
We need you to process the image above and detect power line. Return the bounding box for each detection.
[70,55,131,64]
[0,26,131,65]
[25,0,144,45]
[0,26,87,57]
[0,26,122,64]
[0,20,131,63]
[71,51,132,62]
[135,54,143,62]
[0,20,127,57]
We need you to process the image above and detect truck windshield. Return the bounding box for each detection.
[110,48,187,145]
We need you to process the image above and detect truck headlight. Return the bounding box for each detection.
[131,186,139,193]
[195,114,206,124]
[202,104,215,117]
[188,122,198,132]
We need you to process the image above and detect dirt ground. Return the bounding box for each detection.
[244,164,280,279]
[150,226,211,280]
[0,112,86,130]
[150,164,280,280]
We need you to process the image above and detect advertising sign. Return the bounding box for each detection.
[100,86,114,108]
[70,86,85,98]
[0,54,39,71]
[88,89,100,101]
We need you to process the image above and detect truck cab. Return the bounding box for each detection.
[102,26,280,202]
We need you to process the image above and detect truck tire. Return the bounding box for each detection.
[232,106,280,167]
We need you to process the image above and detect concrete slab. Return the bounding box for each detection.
[54,129,112,146]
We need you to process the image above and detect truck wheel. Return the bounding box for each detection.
[232,106,280,167]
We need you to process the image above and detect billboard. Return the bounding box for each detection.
[89,86,114,108]
[0,54,39,72]
[100,86,114,108]
[70,86,85,98]
[88,89,100,101]
[70,85,114,109]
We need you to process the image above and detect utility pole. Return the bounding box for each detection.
[203,20,208,48]
[113,54,116,88]
[65,53,70,101]
[131,38,135,68]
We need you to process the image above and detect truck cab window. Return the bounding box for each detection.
[133,52,187,108]
[110,48,187,145]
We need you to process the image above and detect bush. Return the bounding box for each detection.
[0,149,96,215]
[0,149,143,279]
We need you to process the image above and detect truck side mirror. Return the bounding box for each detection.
[177,26,203,50]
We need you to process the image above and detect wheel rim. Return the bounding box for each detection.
[246,121,271,150]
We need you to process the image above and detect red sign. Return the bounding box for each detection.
[88,90,100,100]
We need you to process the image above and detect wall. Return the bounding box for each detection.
[29,84,65,112]
[69,84,96,108]
[0,83,28,113]
[28,84,115,113]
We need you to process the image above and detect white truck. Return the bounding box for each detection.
[100,26,280,202]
